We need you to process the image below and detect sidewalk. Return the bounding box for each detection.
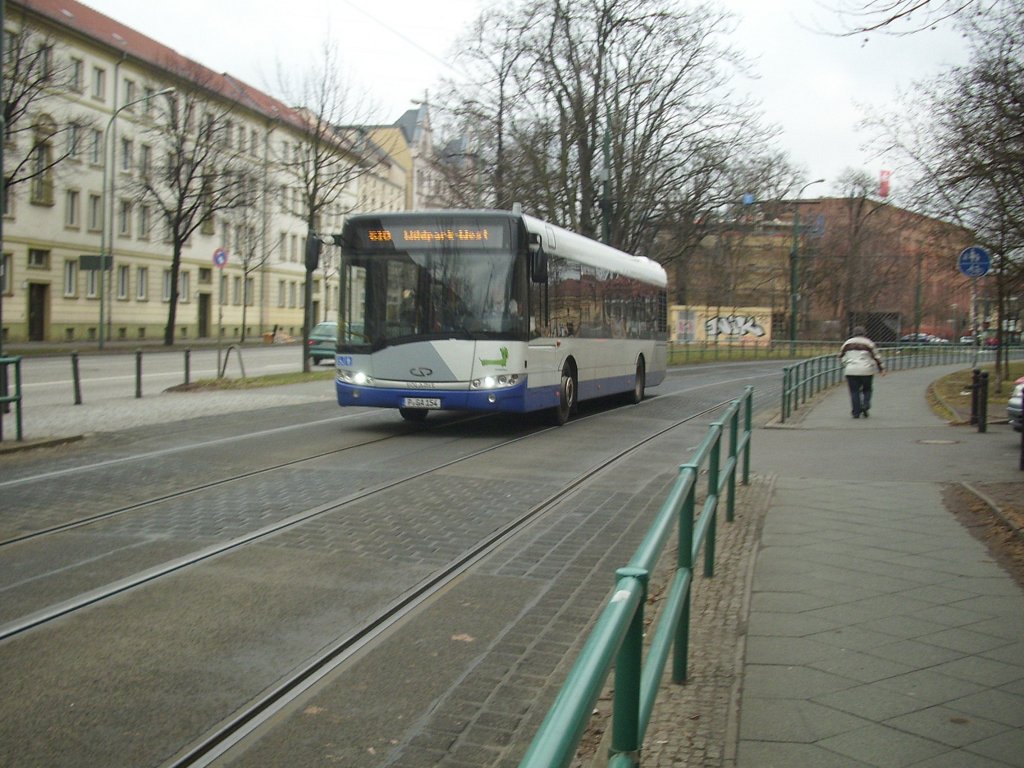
[721,366,1022,768]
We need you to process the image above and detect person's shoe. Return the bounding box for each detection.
[852,412,860,419]
[863,410,869,418]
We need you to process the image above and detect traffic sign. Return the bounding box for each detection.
[213,248,228,268]
[958,246,990,278]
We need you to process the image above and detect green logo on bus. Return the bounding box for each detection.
[480,347,510,367]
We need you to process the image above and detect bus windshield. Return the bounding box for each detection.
[344,247,528,349]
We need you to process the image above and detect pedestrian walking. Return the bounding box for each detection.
[840,326,885,418]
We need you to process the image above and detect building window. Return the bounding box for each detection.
[29,140,54,205]
[63,260,78,297]
[139,144,151,177]
[219,273,228,304]
[28,248,49,269]
[179,271,190,304]
[117,265,129,299]
[86,268,98,298]
[89,129,102,165]
[1,253,12,295]
[289,281,297,308]
[163,269,173,301]
[137,266,148,300]
[70,57,84,92]
[87,194,102,231]
[138,205,151,239]
[199,267,212,285]
[232,275,242,305]
[91,66,106,101]
[66,123,82,160]
[120,137,133,172]
[118,199,132,237]
[245,277,254,306]
[277,279,286,307]
[123,79,136,110]
[33,44,53,81]
[65,189,80,228]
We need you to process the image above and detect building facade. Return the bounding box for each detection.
[1,0,415,345]
[673,197,977,342]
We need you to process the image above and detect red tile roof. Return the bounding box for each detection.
[14,0,306,129]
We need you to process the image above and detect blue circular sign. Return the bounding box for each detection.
[958,246,990,278]
[213,248,228,268]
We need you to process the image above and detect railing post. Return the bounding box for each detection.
[726,404,738,522]
[610,567,648,767]
[71,351,83,405]
[704,427,720,578]
[978,371,988,433]
[742,387,752,485]
[970,368,981,425]
[135,349,143,399]
[674,464,697,684]
[781,366,790,423]
[184,348,191,386]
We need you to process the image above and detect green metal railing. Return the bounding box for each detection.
[0,355,24,442]
[519,386,754,768]
[780,343,1024,423]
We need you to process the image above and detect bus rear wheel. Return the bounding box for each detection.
[399,407,428,422]
[553,364,577,426]
[630,358,646,404]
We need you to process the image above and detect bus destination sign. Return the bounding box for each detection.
[357,223,506,250]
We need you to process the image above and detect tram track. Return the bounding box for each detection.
[0,368,780,768]
[0,388,747,647]
[0,410,498,548]
[163,396,740,767]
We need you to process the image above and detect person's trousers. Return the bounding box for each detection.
[846,375,874,416]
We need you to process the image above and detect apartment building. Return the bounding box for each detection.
[1,0,409,344]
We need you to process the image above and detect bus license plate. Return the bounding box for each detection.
[402,397,441,409]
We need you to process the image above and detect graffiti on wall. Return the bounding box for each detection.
[705,314,766,339]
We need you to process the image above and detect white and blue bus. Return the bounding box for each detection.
[333,210,667,424]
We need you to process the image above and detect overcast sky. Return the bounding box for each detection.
[81,0,971,199]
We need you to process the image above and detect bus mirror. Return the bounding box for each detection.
[529,233,548,283]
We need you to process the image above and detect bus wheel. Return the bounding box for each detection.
[553,365,577,425]
[630,358,646,404]
[399,407,428,422]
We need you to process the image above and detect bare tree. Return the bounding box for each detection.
[275,37,374,371]
[3,12,91,200]
[440,0,777,263]
[867,0,1023,377]
[130,68,249,346]
[822,0,977,35]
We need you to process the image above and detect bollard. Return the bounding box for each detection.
[184,348,191,385]
[978,371,988,433]
[71,351,83,405]
[135,349,143,399]
[970,368,980,425]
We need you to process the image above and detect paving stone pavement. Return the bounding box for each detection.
[637,365,1024,768]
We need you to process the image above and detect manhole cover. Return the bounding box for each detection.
[917,439,960,445]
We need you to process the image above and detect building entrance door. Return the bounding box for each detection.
[28,283,48,341]
[198,293,211,338]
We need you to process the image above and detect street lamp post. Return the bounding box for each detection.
[789,178,825,353]
[99,86,174,348]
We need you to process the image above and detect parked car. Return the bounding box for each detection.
[308,321,338,365]
[899,333,947,345]
[1008,375,1024,432]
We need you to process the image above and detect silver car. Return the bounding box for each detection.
[1008,376,1023,432]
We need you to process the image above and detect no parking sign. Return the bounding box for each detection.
[213,248,228,269]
